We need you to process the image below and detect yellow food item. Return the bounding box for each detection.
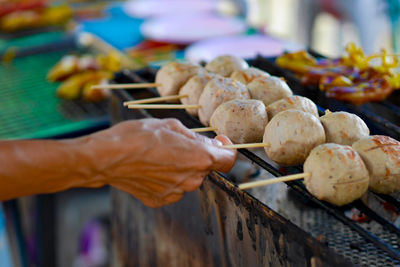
[82,79,111,102]
[0,5,72,32]
[276,51,317,74]
[57,71,112,100]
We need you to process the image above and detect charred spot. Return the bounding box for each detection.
[236,219,243,241]
[246,216,257,251]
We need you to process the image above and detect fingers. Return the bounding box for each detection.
[112,183,184,208]
[178,171,207,192]
[162,118,198,140]
[206,135,237,173]
[215,135,233,146]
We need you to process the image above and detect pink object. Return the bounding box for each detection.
[140,13,247,44]
[185,35,288,63]
[123,0,217,19]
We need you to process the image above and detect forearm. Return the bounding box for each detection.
[0,118,236,208]
[0,138,104,200]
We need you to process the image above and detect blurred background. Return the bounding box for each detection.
[0,0,399,266]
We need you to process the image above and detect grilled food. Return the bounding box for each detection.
[56,71,112,100]
[247,76,293,106]
[210,99,268,144]
[230,67,270,85]
[0,5,72,32]
[179,71,220,116]
[263,110,326,166]
[155,62,203,97]
[205,55,248,77]
[320,111,370,145]
[276,43,400,105]
[47,55,100,82]
[352,135,400,194]
[304,143,369,206]
[198,77,250,126]
[266,95,319,119]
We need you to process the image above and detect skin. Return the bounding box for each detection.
[0,118,236,208]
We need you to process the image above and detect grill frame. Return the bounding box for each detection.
[110,65,400,266]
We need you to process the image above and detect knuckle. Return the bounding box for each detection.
[166,118,181,127]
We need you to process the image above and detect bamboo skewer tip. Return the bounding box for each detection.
[238,172,311,190]
[190,127,218,133]
[127,104,201,109]
[122,95,188,106]
[91,83,160,90]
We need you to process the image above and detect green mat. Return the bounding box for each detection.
[0,31,66,53]
[0,49,108,140]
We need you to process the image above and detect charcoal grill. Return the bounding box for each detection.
[109,62,400,267]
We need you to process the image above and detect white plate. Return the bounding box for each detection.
[123,0,217,19]
[185,35,295,63]
[140,13,247,44]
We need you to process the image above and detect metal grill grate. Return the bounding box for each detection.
[0,49,108,139]
[303,209,399,266]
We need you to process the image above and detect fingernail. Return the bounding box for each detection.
[211,139,223,146]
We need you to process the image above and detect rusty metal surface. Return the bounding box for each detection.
[109,91,353,267]
[111,172,352,267]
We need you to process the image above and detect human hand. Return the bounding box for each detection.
[86,118,236,208]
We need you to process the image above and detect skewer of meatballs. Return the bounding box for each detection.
[110,55,400,207]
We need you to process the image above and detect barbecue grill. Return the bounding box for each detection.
[109,58,400,267]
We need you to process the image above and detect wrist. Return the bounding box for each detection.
[63,136,107,188]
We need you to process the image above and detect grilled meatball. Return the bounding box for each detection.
[198,77,250,126]
[205,55,248,77]
[179,71,219,116]
[304,143,369,206]
[248,76,293,106]
[266,95,319,119]
[210,99,268,144]
[155,62,202,97]
[230,67,270,85]
[352,135,400,194]
[320,111,369,145]
[263,110,325,166]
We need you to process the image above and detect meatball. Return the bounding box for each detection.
[198,77,250,126]
[263,110,325,166]
[266,95,319,119]
[179,71,219,116]
[205,55,248,77]
[230,67,270,85]
[352,135,400,194]
[210,99,268,144]
[155,62,202,97]
[304,143,369,206]
[320,111,369,145]
[247,76,293,106]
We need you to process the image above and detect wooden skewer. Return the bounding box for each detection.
[91,83,159,90]
[238,172,311,190]
[77,32,138,69]
[222,143,270,149]
[190,127,217,133]
[127,104,201,109]
[123,95,187,106]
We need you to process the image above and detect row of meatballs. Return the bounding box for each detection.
[152,55,400,206]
